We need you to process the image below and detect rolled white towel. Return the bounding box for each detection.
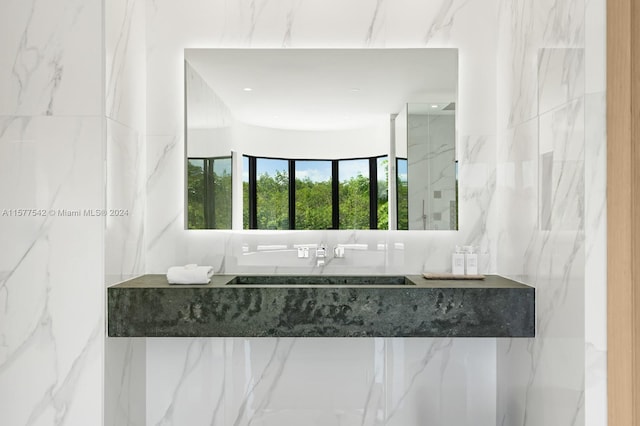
[167,265,214,284]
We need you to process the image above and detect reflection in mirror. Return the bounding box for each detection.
[185,48,458,230]
[187,157,232,229]
[396,103,458,230]
[295,160,332,230]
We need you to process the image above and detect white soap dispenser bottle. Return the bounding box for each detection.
[452,246,465,275]
[464,245,478,275]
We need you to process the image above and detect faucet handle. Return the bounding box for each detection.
[333,245,345,258]
[316,246,326,258]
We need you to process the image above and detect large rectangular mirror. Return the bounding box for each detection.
[185,48,458,230]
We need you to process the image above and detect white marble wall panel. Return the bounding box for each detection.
[0,116,104,425]
[105,0,147,282]
[0,2,107,425]
[146,132,185,269]
[385,338,496,426]
[146,338,496,426]
[496,0,584,130]
[495,119,539,279]
[104,1,148,425]
[147,339,226,425]
[538,98,585,231]
[226,338,377,425]
[105,0,147,129]
[494,0,608,422]
[106,119,146,283]
[0,0,103,117]
[458,133,498,274]
[105,338,146,426]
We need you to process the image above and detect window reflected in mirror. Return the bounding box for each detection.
[238,155,392,230]
[338,159,370,230]
[376,157,389,230]
[187,157,232,229]
[256,158,289,230]
[184,48,458,230]
[396,158,408,230]
[295,160,332,230]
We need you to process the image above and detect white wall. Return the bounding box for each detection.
[494,0,607,425]
[0,0,606,424]
[0,0,105,425]
[104,0,148,425]
[233,122,390,160]
[186,62,236,158]
[186,61,391,160]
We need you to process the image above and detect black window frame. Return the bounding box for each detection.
[243,154,388,230]
[396,157,409,231]
[187,155,233,229]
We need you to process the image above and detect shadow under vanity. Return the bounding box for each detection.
[107,274,534,338]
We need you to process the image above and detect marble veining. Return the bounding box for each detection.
[1,0,102,116]
[105,338,146,426]
[106,0,136,120]
[232,339,296,425]
[494,0,604,424]
[104,1,148,425]
[385,338,452,423]
[145,337,499,425]
[0,0,606,424]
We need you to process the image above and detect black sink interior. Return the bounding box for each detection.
[228,275,414,286]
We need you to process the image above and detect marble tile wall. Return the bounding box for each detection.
[105,0,147,284]
[104,0,147,425]
[144,0,501,424]
[495,0,606,425]
[0,0,606,424]
[147,338,496,426]
[0,0,105,425]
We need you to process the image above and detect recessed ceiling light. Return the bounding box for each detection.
[350,88,360,92]
[243,87,253,92]
[431,104,439,108]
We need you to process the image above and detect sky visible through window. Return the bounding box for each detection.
[243,158,374,181]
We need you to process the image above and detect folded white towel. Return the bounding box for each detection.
[167,265,214,284]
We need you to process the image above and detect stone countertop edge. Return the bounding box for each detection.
[107,274,535,338]
[108,273,532,289]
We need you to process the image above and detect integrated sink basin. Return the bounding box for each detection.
[108,274,535,338]
[227,275,414,286]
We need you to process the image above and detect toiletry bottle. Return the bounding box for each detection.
[452,246,465,275]
[464,245,478,275]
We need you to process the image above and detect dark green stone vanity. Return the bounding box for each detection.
[107,274,534,338]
